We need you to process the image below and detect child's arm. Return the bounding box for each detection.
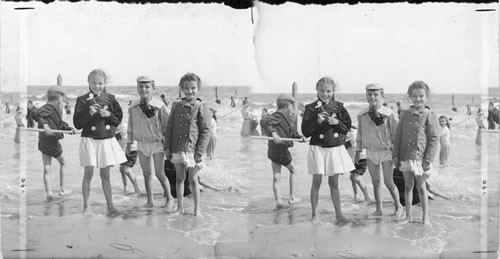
[105,96,122,127]
[301,104,322,138]
[392,111,404,166]
[73,97,95,130]
[164,102,176,156]
[422,111,440,171]
[388,111,399,145]
[159,103,170,150]
[355,113,363,152]
[195,103,211,163]
[261,112,283,139]
[331,105,351,135]
[126,106,134,153]
[31,104,54,135]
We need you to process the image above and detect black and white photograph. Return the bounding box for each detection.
[0,1,498,258]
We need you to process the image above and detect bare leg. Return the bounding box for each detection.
[367,160,383,216]
[349,173,358,200]
[55,156,71,195]
[382,160,403,218]
[402,171,414,223]
[119,165,128,192]
[311,175,322,224]
[152,152,174,210]
[285,163,301,204]
[416,174,430,225]
[100,166,119,214]
[271,162,284,208]
[174,163,187,214]
[188,166,202,216]
[353,174,372,202]
[82,166,94,216]
[328,174,348,222]
[42,154,54,200]
[138,152,154,207]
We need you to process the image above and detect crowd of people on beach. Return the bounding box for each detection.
[6,69,500,226]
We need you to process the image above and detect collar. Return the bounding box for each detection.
[408,105,431,115]
[359,105,393,117]
[179,97,202,106]
[130,98,164,109]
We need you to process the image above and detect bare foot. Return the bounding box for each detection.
[336,214,350,222]
[83,207,94,216]
[194,210,203,217]
[143,202,154,208]
[365,198,373,203]
[311,215,321,225]
[107,206,120,215]
[171,208,184,216]
[165,199,174,211]
[276,203,289,209]
[46,195,55,201]
[371,210,383,216]
[399,216,413,223]
[288,197,302,205]
[393,206,404,219]
[59,189,72,196]
[423,218,432,226]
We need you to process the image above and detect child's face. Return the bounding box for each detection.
[181,80,199,100]
[89,76,106,96]
[439,118,447,127]
[409,88,427,110]
[365,90,383,108]
[137,82,155,100]
[316,83,334,103]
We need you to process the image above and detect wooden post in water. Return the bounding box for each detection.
[57,74,62,86]
[292,82,298,131]
[215,86,221,104]
[451,94,457,112]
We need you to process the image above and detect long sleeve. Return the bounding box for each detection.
[73,96,95,130]
[164,102,176,151]
[422,111,440,170]
[331,106,351,135]
[301,105,321,138]
[393,111,404,160]
[261,112,283,136]
[195,103,211,159]
[31,104,53,127]
[106,97,122,127]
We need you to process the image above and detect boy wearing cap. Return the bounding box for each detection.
[32,86,76,200]
[261,93,305,208]
[127,76,175,209]
[355,84,403,218]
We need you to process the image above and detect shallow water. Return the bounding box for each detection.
[1,89,499,257]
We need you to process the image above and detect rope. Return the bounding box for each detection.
[219,103,250,119]
[0,113,15,122]
[110,243,142,254]
[451,116,475,127]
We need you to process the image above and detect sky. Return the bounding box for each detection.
[0,1,498,94]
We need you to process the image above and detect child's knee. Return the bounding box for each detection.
[404,182,414,191]
[328,179,339,189]
[383,178,394,188]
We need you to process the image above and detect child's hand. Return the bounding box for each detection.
[99,108,111,117]
[70,129,77,135]
[164,149,171,160]
[354,151,361,164]
[272,132,282,144]
[393,157,400,168]
[126,143,132,155]
[43,124,54,136]
[326,113,339,125]
[299,136,306,143]
[317,112,328,124]
[89,105,99,116]
[194,153,202,164]
[195,162,203,170]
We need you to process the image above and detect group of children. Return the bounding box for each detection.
[33,69,212,216]
[260,78,445,225]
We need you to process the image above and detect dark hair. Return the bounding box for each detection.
[407,81,430,97]
[179,73,201,89]
[439,115,450,129]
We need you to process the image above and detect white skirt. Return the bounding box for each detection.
[79,137,127,168]
[307,145,355,176]
[171,152,196,168]
[399,160,431,177]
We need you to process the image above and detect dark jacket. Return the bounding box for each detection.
[261,109,301,148]
[32,101,72,141]
[73,92,122,139]
[165,98,211,162]
[301,98,351,147]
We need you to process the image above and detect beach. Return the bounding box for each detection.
[1,88,499,258]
